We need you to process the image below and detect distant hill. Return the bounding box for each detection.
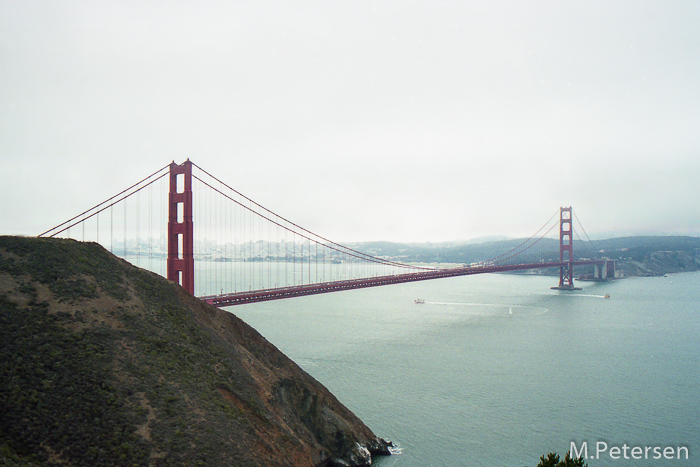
[592,236,700,276]
[351,236,700,277]
[0,236,390,467]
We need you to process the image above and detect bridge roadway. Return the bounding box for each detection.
[201,260,604,307]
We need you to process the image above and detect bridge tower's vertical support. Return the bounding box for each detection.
[556,206,576,290]
[167,160,195,295]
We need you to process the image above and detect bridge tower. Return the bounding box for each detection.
[167,159,195,294]
[553,206,579,290]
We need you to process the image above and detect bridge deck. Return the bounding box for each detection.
[202,260,604,307]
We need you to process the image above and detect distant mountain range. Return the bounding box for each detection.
[349,236,700,277]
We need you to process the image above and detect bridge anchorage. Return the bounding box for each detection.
[39,159,614,307]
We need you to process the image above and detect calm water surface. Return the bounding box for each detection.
[229,272,700,466]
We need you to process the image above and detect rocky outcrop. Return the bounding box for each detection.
[0,236,390,466]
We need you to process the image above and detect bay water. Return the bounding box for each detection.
[229,271,700,466]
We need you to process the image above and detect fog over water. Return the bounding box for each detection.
[1,1,700,242]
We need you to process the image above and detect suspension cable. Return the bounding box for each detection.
[191,162,434,271]
[40,171,169,238]
[486,209,560,264]
[493,221,559,264]
[191,172,433,271]
[573,209,599,253]
[38,164,170,237]
[573,228,595,258]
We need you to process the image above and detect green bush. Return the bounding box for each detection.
[527,452,587,467]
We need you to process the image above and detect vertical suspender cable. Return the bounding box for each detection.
[136,188,140,268]
[124,198,127,258]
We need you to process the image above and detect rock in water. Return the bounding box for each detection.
[0,236,391,467]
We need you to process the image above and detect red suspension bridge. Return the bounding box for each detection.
[40,160,614,307]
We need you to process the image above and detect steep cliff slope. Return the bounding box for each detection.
[0,236,390,466]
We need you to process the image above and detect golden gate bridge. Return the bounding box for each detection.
[39,160,614,306]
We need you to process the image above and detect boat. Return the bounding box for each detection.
[603,294,610,299]
[414,298,426,304]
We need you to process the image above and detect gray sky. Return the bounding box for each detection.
[2,0,699,243]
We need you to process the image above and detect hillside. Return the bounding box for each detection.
[591,236,700,276]
[0,236,391,467]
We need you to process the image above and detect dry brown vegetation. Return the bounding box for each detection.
[0,236,390,466]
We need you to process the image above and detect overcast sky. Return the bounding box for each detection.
[1,1,699,243]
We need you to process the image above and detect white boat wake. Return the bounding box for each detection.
[420,301,548,316]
